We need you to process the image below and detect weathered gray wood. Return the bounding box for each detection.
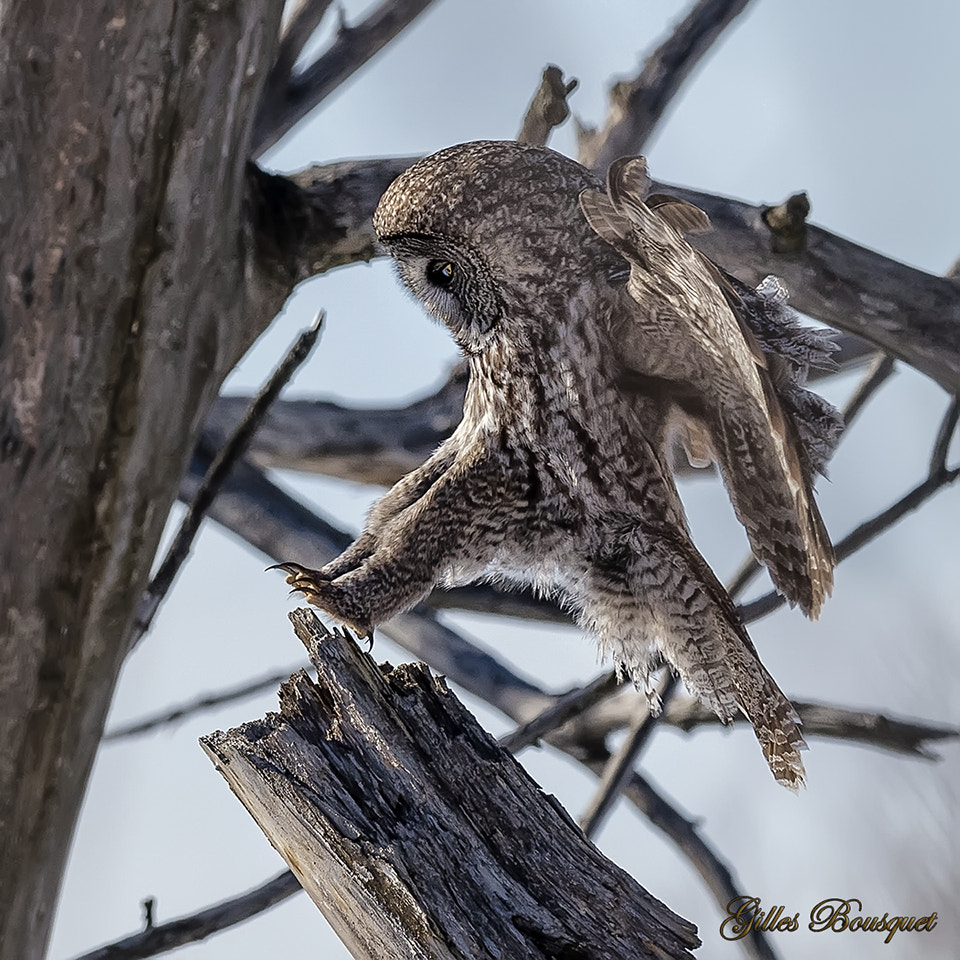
[0,4,285,956]
[202,610,700,960]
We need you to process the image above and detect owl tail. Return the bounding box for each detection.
[718,646,807,791]
[585,522,807,789]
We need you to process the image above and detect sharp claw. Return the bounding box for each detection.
[270,562,370,640]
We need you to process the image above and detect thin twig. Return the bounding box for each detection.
[102,663,311,742]
[725,554,763,604]
[929,395,959,475]
[739,412,960,624]
[579,671,674,839]
[67,871,301,960]
[517,65,578,147]
[842,352,896,428]
[254,0,337,150]
[664,697,958,759]
[578,0,753,170]
[253,0,438,156]
[498,669,621,753]
[130,314,324,648]
[617,771,779,960]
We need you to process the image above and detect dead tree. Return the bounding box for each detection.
[202,610,700,960]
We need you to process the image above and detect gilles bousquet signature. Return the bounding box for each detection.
[720,896,939,945]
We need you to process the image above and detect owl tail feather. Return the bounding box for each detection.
[658,624,808,792]
[727,657,807,792]
[588,522,807,789]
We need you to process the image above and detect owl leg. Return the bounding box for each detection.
[288,449,457,584]
[581,523,806,788]
[273,450,515,639]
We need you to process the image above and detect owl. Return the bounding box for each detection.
[274,141,842,788]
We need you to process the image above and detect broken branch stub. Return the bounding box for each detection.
[201,610,699,960]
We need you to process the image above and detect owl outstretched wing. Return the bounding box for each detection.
[580,157,840,618]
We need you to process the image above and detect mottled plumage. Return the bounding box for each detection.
[274,141,842,788]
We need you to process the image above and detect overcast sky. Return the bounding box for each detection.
[51,3,959,959]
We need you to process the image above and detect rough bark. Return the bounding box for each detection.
[0,4,284,956]
[202,610,700,960]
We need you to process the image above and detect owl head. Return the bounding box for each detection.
[373,140,611,354]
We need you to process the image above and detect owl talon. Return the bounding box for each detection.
[269,562,373,641]
[269,562,328,601]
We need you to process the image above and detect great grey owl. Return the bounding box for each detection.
[274,140,842,788]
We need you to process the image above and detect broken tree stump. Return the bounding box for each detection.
[201,609,699,959]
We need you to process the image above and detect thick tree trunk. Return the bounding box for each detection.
[202,611,700,960]
[0,4,283,957]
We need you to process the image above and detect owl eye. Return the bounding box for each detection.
[426,260,456,288]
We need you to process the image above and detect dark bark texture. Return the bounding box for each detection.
[202,611,701,960]
[0,4,284,957]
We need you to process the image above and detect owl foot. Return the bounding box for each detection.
[268,562,374,643]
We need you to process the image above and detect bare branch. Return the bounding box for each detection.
[245,156,416,284]
[664,697,959,760]
[102,664,310,742]
[254,0,337,150]
[739,434,960,624]
[204,334,872,490]
[250,153,956,389]
[660,180,960,392]
[254,0,439,156]
[130,315,323,648]
[517,65,578,147]
[67,871,301,960]
[724,554,763,604]
[499,669,622,753]
[930,395,959,476]
[104,642,958,760]
[617,772,780,960]
[579,672,674,840]
[579,0,753,170]
[205,364,468,487]
[840,352,896,429]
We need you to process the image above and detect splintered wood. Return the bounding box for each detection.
[202,609,699,960]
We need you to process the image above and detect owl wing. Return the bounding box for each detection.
[580,157,837,618]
